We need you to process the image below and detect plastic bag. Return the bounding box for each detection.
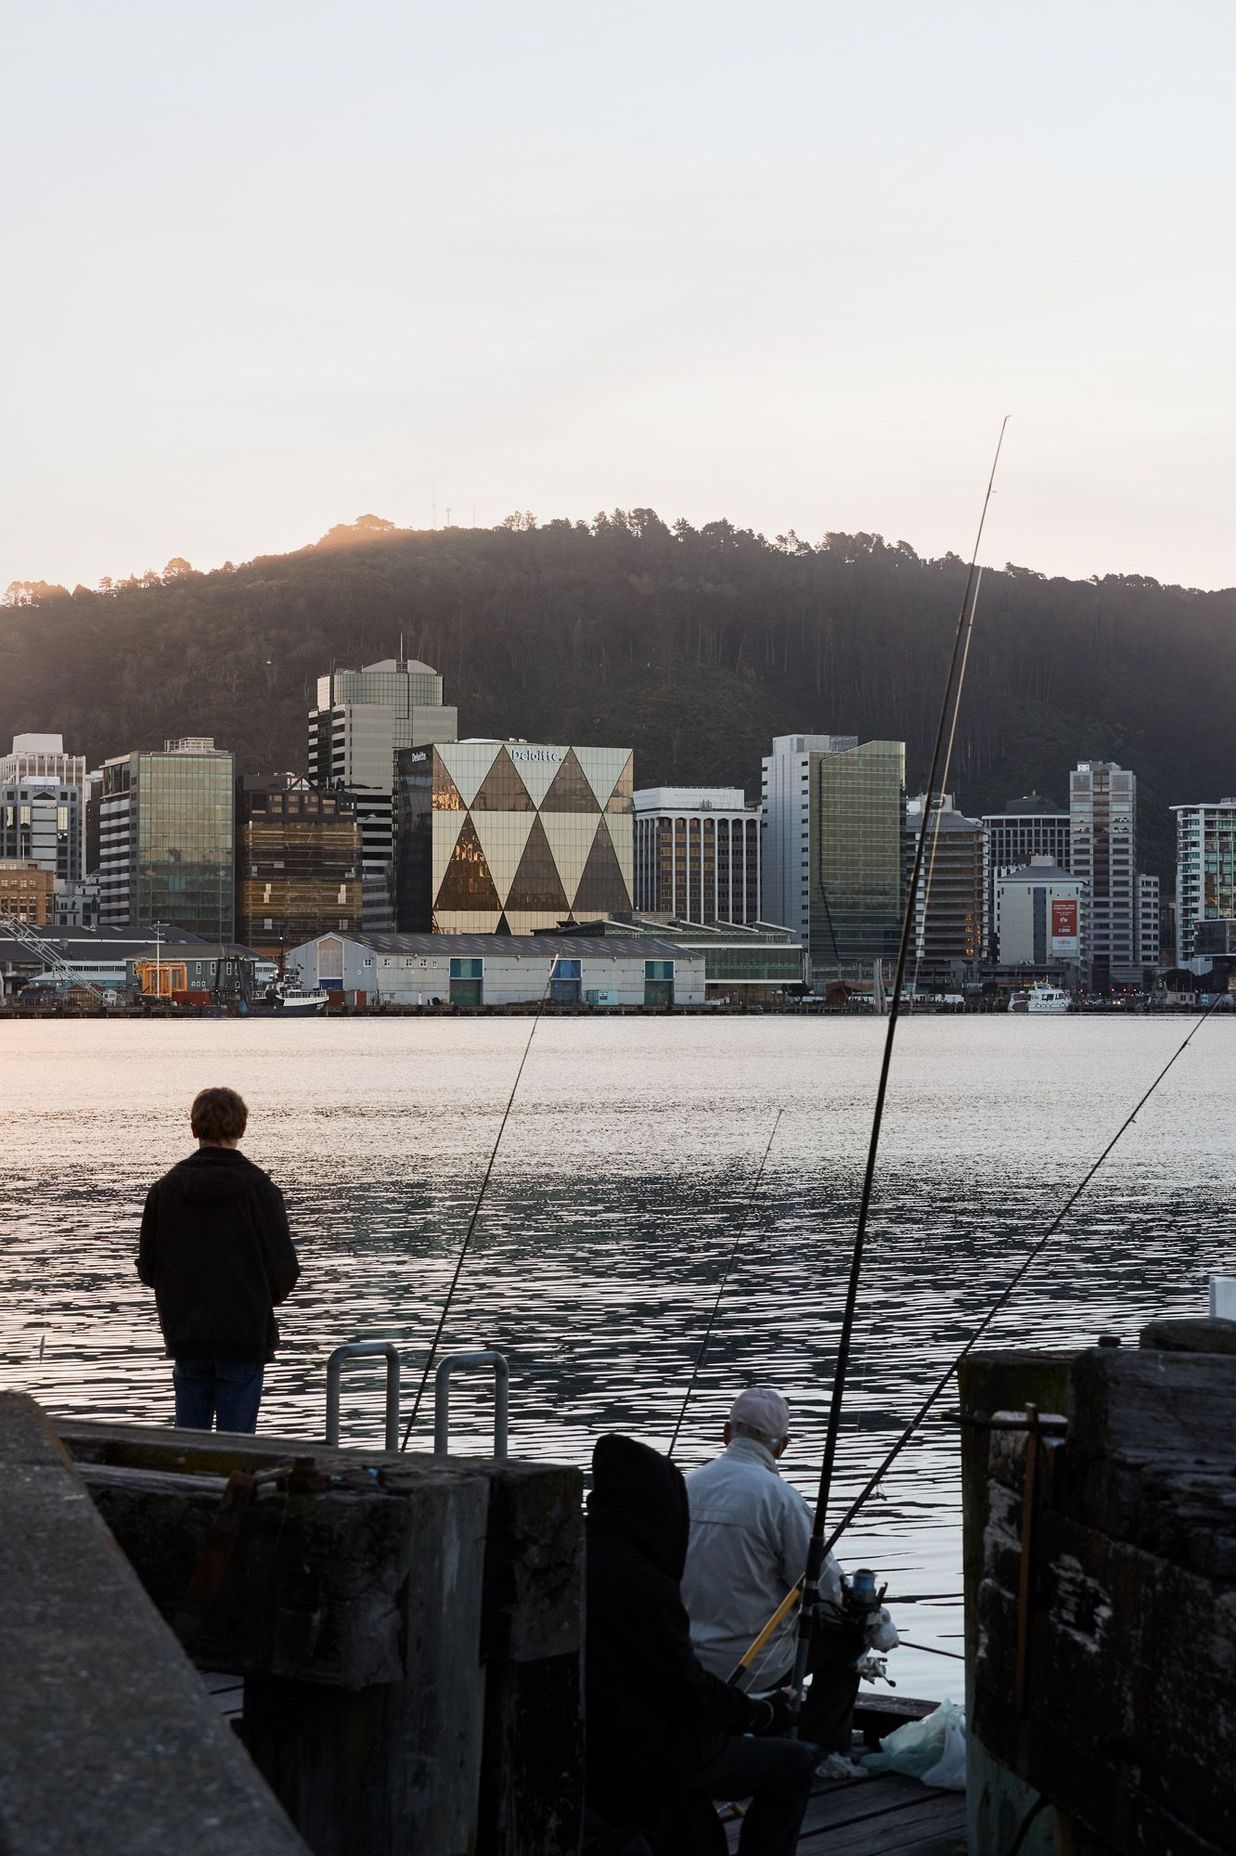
[862,1698,966,1790]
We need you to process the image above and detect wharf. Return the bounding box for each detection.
[727,1770,964,1854]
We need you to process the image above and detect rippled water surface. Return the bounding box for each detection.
[4,1015,1234,1702]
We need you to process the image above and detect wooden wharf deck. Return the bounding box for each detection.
[726,1771,965,1855]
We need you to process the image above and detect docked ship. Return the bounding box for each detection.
[1009,982,1072,1015]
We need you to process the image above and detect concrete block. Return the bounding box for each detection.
[0,1392,307,1856]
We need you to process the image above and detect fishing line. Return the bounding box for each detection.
[667,1109,784,1458]
[818,983,1231,1554]
[730,986,1230,1682]
[789,418,1010,1712]
[400,967,553,1451]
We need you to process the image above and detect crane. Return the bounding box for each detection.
[0,912,111,1004]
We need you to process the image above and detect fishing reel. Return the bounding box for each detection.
[840,1568,886,1619]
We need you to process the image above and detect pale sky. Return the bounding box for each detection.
[3,0,1233,593]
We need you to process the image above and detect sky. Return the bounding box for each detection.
[3,0,1234,593]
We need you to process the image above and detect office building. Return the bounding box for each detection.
[1137,873,1161,970]
[287,930,703,1008]
[0,732,87,897]
[0,860,54,924]
[1068,761,1138,988]
[98,738,235,940]
[994,857,1086,977]
[236,774,363,957]
[905,794,984,986]
[761,733,905,978]
[308,658,458,929]
[1171,799,1236,963]
[1192,918,1236,959]
[632,787,761,922]
[394,739,634,934]
[981,796,1070,958]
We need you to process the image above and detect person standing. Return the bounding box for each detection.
[137,1086,299,1433]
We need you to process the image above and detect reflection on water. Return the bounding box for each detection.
[3,1015,1233,1703]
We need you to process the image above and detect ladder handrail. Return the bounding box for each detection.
[325,1340,402,1452]
[433,1350,509,1461]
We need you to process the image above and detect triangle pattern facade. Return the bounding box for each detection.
[470,810,536,905]
[472,748,534,811]
[541,748,600,813]
[506,815,571,913]
[573,815,630,913]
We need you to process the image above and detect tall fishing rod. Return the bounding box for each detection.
[817,982,1232,1553]
[789,417,1010,1711]
[667,1109,784,1458]
[727,985,1230,1688]
[400,969,552,1451]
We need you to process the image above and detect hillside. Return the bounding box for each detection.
[4,511,1235,880]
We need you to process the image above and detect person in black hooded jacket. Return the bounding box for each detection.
[585,1433,815,1856]
[137,1085,299,1433]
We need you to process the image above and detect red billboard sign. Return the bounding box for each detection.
[1051,899,1078,939]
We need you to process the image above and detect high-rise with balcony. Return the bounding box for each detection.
[0,733,87,889]
[236,774,363,957]
[308,659,458,929]
[98,737,235,940]
[1171,799,1236,964]
[905,793,985,987]
[1068,761,1138,987]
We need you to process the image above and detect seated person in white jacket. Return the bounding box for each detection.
[681,1385,895,1779]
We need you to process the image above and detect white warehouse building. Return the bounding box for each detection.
[286,931,705,1008]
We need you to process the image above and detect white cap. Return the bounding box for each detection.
[728,1386,791,1442]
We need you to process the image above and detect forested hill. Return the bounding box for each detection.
[5,511,1235,879]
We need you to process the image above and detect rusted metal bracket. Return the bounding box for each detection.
[944,1407,1068,1436]
[173,1455,323,1646]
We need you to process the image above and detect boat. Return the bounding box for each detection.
[245,981,328,1017]
[1009,983,1071,1015]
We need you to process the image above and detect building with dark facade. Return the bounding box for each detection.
[98,737,235,941]
[981,795,1070,958]
[236,774,362,957]
[395,739,634,934]
[632,787,761,923]
[905,793,985,987]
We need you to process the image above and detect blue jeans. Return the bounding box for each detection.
[173,1359,265,1433]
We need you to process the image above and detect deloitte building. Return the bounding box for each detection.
[394,739,634,933]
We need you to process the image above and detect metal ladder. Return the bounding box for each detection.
[324,1342,509,1459]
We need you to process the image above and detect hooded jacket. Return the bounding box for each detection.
[585,1434,766,1829]
[137,1148,299,1362]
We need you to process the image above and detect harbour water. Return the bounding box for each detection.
[3,1015,1233,1704]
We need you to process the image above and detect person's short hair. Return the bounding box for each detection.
[190,1086,248,1142]
[728,1385,791,1446]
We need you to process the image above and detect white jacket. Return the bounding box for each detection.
[681,1435,841,1683]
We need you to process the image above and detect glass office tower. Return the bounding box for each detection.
[808,739,906,973]
[99,738,235,940]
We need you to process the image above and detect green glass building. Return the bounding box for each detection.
[808,739,906,970]
[99,738,235,940]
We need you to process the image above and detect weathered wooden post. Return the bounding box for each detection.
[57,1418,584,1856]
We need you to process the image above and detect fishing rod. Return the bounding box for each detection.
[788,417,1010,1714]
[667,1109,784,1458]
[816,981,1233,1554]
[728,985,1230,1683]
[400,967,553,1451]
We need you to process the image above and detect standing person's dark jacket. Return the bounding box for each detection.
[137,1149,299,1361]
[585,1433,771,1835]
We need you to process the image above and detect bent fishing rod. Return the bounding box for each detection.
[728,984,1231,1688]
[400,966,554,1451]
[788,417,1010,1713]
[667,1109,784,1458]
